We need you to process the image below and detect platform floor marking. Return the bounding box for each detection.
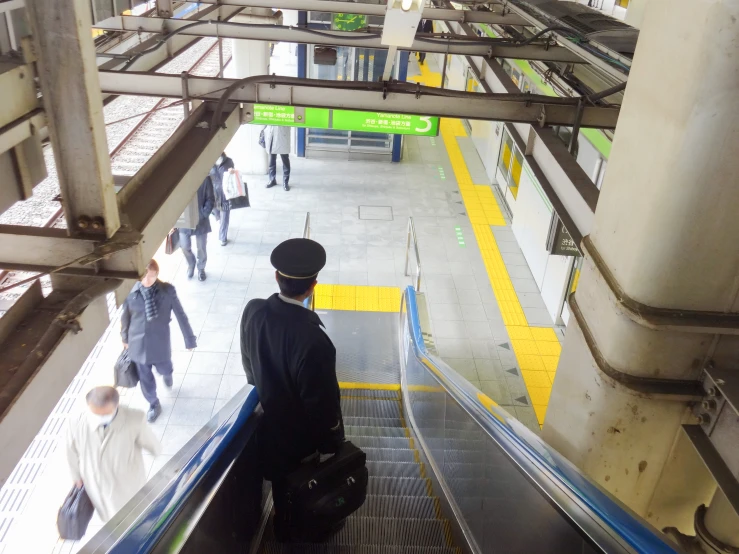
[410,63,562,426]
[314,284,401,313]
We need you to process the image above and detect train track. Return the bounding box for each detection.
[0,37,233,309]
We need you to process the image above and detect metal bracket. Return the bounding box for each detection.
[536,105,546,127]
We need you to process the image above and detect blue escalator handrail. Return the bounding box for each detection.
[402,286,678,554]
[108,386,260,554]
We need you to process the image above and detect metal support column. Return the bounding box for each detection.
[25,0,121,237]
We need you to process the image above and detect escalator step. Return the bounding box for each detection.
[366,461,423,478]
[368,476,429,497]
[350,436,412,449]
[340,398,401,419]
[327,516,450,547]
[344,416,404,429]
[362,447,417,463]
[261,545,460,554]
[346,425,409,438]
[261,517,451,550]
[358,494,438,519]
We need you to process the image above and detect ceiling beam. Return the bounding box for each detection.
[97,4,244,72]
[0,104,241,276]
[98,71,620,129]
[436,9,602,237]
[93,15,585,62]
[192,0,530,26]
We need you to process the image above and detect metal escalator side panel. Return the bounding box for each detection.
[399,287,682,554]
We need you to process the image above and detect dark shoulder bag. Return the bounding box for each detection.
[282,441,367,541]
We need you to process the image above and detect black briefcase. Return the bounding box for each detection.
[283,441,368,540]
[57,485,94,541]
[114,349,139,388]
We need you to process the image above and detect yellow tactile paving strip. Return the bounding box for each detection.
[409,63,561,426]
[314,284,401,313]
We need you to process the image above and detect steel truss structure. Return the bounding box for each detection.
[0,0,627,485]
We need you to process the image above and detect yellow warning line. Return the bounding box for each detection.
[339,382,401,391]
[314,284,401,313]
[409,64,562,427]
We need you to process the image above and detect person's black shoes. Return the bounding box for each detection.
[147,402,162,423]
[163,374,173,389]
[186,265,195,280]
[198,270,207,282]
[266,180,277,188]
[283,178,290,191]
[220,239,228,246]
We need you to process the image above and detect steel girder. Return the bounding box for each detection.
[97,71,620,129]
[97,4,244,73]
[93,15,584,63]
[0,104,241,277]
[192,0,530,26]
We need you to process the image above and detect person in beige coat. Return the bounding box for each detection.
[65,386,161,523]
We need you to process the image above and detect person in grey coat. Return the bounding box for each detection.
[209,152,235,246]
[121,259,197,422]
[265,125,291,191]
[179,175,215,281]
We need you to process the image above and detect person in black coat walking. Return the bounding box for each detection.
[416,19,433,64]
[179,176,215,281]
[240,238,344,541]
[121,260,197,422]
[209,152,235,246]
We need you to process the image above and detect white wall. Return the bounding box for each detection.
[511,167,552,288]
[469,120,503,183]
[510,163,574,323]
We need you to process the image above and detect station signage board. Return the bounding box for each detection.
[251,104,439,137]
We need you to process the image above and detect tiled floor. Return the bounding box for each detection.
[2,55,566,554]
[408,60,564,429]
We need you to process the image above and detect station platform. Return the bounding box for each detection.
[0,69,563,554]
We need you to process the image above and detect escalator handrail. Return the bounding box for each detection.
[107,385,260,553]
[402,286,678,554]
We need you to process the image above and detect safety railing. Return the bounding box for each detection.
[399,286,680,554]
[81,386,261,553]
[303,211,311,239]
[404,217,422,292]
[302,212,315,311]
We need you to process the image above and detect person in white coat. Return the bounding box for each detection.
[65,386,161,523]
[264,125,291,191]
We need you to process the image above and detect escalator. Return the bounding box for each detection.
[80,287,683,554]
[260,387,459,553]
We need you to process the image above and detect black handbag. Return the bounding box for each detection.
[228,193,250,210]
[258,127,266,149]
[57,485,94,541]
[282,441,367,541]
[165,228,179,255]
[114,349,139,388]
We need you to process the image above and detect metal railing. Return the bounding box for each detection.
[399,286,680,554]
[302,211,311,239]
[302,212,314,310]
[404,217,422,292]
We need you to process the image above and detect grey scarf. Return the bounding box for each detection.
[141,282,159,321]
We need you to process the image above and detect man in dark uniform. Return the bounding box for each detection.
[240,238,344,541]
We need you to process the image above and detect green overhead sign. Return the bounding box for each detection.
[252,104,439,137]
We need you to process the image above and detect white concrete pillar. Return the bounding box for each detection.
[224,14,272,175]
[542,0,739,531]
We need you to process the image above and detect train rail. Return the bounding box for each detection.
[0,37,233,311]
